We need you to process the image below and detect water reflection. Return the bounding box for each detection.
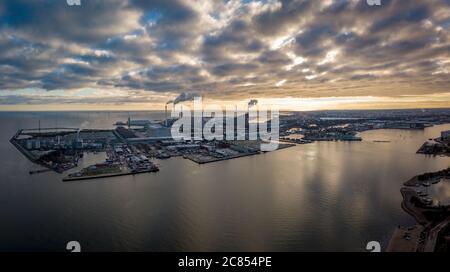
[0,112,449,251]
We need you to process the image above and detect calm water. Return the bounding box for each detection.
[0,111,449,252]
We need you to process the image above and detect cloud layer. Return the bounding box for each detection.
[0,0,449,108]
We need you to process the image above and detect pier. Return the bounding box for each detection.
[63,168,159,182]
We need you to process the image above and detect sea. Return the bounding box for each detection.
[0,111,449,251]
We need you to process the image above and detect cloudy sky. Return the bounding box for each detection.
[0,0,449,111]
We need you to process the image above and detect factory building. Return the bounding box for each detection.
[441,130,450,140]
[25,139,41,150]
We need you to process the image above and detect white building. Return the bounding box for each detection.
[441,130,450,140]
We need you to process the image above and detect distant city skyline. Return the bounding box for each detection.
[0,0,449,111]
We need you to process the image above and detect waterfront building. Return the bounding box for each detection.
[441,130,450,140]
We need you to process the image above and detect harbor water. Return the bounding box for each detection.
[0,111,449,251]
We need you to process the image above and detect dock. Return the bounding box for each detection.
[184,152,259,164]
[62,168,159,182]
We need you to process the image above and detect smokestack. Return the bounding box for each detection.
[165,104,168,126]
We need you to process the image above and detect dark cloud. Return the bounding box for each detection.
[1,0,137,43]
[212,63,259,77]
[0,0,449,105]
[252,0,313,36]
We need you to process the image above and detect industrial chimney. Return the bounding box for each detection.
[165,104,168,126]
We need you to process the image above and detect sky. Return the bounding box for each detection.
[0,0,449,111]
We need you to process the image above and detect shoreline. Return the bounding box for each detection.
[388,169,450,252]
[63,168,159,182]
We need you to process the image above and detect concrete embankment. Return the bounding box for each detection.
[63,168,158,182]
